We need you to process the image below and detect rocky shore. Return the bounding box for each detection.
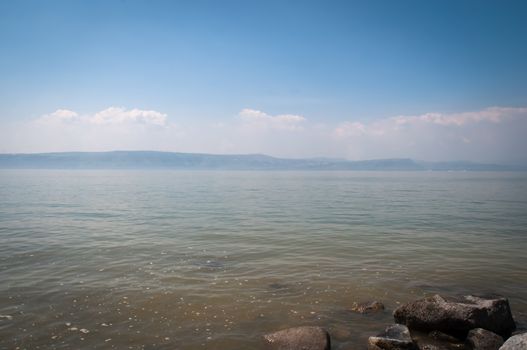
[263,294,526,350]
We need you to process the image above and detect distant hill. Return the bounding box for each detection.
[0,151,519,171]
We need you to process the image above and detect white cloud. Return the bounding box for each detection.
[239,108,306,131]
[332,106,527,162]
[36,107,167,126]
[334,106,527,139]
[392,106,527,127]
[1,105,526,164]
[333,121,367,138]
[90,107,167,126]
[37,109,79,123]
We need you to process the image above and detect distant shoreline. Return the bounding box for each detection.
[0,151,522,171]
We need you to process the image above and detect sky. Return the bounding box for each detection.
[0,0,526,163]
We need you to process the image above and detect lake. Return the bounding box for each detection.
[1,170,526,349]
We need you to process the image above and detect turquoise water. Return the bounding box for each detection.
[1,170,526,349]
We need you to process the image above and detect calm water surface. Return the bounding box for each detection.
[1,170,526,349]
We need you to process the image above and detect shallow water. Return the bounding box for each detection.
[0,170,526,349]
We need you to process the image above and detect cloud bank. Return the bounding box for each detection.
[331,107,527,163]
[1,106,526,164]
[392,107,527,126]
[37,107,167,126]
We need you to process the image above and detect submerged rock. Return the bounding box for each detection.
[499,332,527,350]
[268,283,289,290]
[368,324,415,350]
[264,326,331,350]
[351,301,385,314]
[393,295,516,338]
[330,324,352,341]
[466,328,503,350]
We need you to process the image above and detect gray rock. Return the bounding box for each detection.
[264,326,331,350]
[368,324,415,350]
[428,331,461,343]
[415,341,458,350]
[351,301,385,314]
[413,331,465,350]
[393,295,516,338]
[499,332,527,350]
[416,343,465,350]
[466,328,503,350]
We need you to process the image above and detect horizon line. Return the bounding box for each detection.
[0,150,523,167]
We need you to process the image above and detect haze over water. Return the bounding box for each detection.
[1,170,526,349]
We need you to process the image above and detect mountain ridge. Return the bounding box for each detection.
[0,151,520,171]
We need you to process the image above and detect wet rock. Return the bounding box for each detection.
[415,339,462,350]
[412,331,466,350]
[499,332,527,350]
[418,343,465,350]
[351,301,385,314]
[368,324,415,350]
[417,345,446,350]
[466,328,503,350]
[264,326,331,350]
[428,331,462,343]
[393,295,516,338]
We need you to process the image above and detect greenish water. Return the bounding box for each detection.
[0,170,526,349]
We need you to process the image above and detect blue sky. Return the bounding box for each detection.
[1,0,526,163]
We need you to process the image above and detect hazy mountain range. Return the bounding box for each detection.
[0,151,522,171]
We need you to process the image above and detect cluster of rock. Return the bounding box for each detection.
[262,294,526,350]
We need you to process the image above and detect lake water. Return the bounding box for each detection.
[1,170,526,349]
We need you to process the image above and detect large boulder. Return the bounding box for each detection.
[393,295,516,338]
[499,332,527,350]
[263,326,331,350]
[466,328,503,350]
[368,324,415,350]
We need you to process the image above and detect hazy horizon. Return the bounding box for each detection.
[1,1,527,163]
[0,149,525,167]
